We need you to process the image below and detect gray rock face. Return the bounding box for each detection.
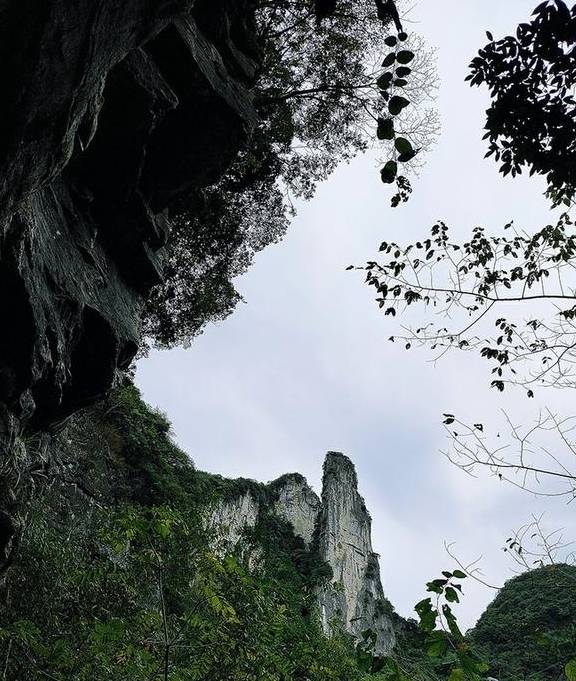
[317,452,395,655]
[207,492,260,553]
[0,0,257,434]
[209,454,395,654]
[0,0,259,565]
[273,473,321,547]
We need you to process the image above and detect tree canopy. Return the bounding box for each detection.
[470,564,576,681]
[467,0,576,208]
[143,0,438,348]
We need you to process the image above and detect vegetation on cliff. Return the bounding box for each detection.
[0,385,371,679]
[143,0,438,348]
[2,386,575,680]
[470,564,576,681]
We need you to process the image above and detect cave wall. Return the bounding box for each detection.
[0,0,259,564]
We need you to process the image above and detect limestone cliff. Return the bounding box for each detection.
[317,452,395,655]
[0,0,257,433]
[0,0,259,566]
[210,453,396,655]
[272,473,321,547]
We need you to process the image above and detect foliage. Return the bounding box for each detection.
[467,0,576,207]
[413,571,488,681]
[356,0,576,489]
[469,564,576,681]
[97,380,206,505]
[0,385,377,680]
[0,502,366,680]
[361,213,576,394]
[143,0,438,348]
[357,1,576,398]
[142,156,289,348]
[376,32,427,206]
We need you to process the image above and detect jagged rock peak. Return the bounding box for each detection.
[323,451,360,494]
[207,452,395,655]
[317,451,395,655]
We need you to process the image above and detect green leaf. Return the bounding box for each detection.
[394,78,408,87]
[398,150,417,163]
[377,72,393,90]
[382,53,396,67]
[427,578,448,592]
[426,632,449,658]
[442,604,464,641]
[566,659,576,681]
[447,668,465,681]
[396,66,411,77]
[380,160,397,184]
[377,117,395,140]
[415,598,438,633]
[385,35,398,47]
[397,50,415,64]
[388,96,410,115]
[452,569,467,579]
[398,31,408,41]
[394,137,413,155]
[445,586,460,603]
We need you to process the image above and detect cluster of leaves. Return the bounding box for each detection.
[94,380,209,505]
[413,571,489,681]
[360,212,576,393]
[356,0,576,399]
[142,144,289,348]
[377,32,418,205]
[469,564,576,681]
[467,1,576,207]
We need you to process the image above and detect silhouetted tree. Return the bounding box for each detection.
[143,0,438,348]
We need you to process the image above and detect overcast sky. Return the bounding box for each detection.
[137,0,575,629]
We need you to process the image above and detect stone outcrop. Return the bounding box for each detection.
[317,452,395,655]
[0,0,258,434]
[0,0,259,565]
[208,491,260,554]
[273,473,321,547]
[209,453,396,655]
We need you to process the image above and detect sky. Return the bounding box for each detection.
[136,0,575,629]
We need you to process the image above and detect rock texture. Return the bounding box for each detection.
[317,453,395,655]
[208,492,260,553]
[0,0,259,565]
[210,453,395,654]
[273,473,321,547]
[0,0,257,434]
